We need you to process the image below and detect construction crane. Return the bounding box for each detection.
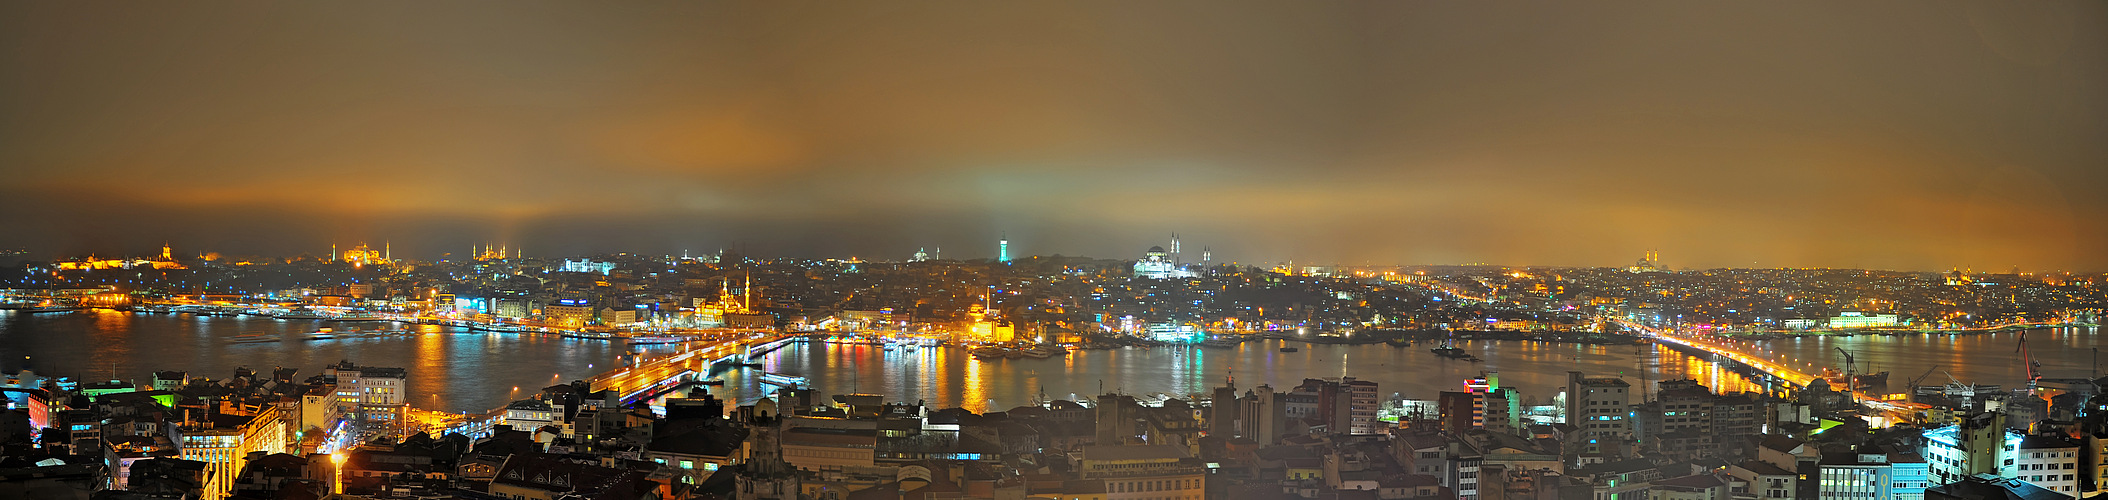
[1905,365,1941,394]
[1836,347,1857,399]
[2019,331,2044,396]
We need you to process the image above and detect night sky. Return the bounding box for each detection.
[2,2,2103,271]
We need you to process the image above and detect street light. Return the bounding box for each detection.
[331,452,346,494]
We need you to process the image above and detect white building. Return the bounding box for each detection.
[324,362,408,444]
[560,259,616,275]
[1132,246,1194,279]
[2010,434,2081,495]
[1923,413,2013,486]
[1829,311,1900,329]
[1818,448,1929,500]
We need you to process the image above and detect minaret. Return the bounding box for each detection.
[935,246,941,260]
[1171,233,1181,265]
[331,242,337,262]
[998,234,1010,263]
[384,241,391,263]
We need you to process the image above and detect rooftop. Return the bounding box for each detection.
[1081,444,1190,462]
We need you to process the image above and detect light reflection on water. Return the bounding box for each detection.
[704,338,1784,413]
[4,309,2079,415]
[0,310,627,413]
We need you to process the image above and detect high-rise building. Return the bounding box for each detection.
[1924,412,2013,486]
[1211,377,1238,438]
[998,234,1009,263]
[324,362,408,446]
[1239,385,1280,445]
[1345,378,1379,435]
[1566,371,1633,460]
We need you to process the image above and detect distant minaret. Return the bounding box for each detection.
[934,246,941,260]
[1170,233,1180,265]
[1202,246,1212,266]
[999,234,1010,263]
[331,242,337,262]
[384,241,391,263]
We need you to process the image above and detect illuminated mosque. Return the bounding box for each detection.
[1132,234,1200,279]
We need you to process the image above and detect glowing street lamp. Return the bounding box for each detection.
[331,452,347,494]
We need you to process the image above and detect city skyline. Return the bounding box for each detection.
[3,2,2106,271]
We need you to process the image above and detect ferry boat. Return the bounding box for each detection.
[276,308,329,320]
[626,336,688,345]
[24,303,80,313]
[759,372,807,386]
[1278,346,1299,353]
[225,333,282,344]
[562,331,614,340]
[331,312,389,322]
[1201,338,1240,348]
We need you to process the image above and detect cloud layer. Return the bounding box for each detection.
[2,1,2104,270]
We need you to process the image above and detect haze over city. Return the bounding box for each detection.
[3,2,2105,270]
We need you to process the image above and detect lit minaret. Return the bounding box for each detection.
[998,234,1010,263]
[1170,233,1180,265]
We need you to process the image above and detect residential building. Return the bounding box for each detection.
[1566,371,1632,461]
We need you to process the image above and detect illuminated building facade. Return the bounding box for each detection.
[182,404,286,500]
[1829,312,1900,329]
[560,259,616,275]
[325,363,408,446]
[55,244,188,270]
[337,242,389,267]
